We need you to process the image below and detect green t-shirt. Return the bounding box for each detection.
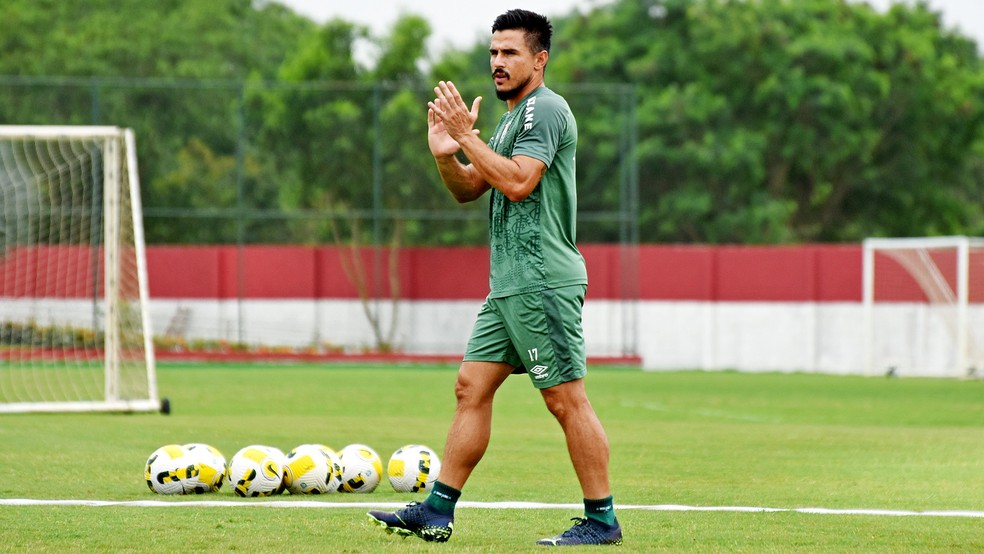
[485,86,587,298]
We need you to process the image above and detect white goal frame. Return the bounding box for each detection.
[863,236,984,378]
[0,125,160,413]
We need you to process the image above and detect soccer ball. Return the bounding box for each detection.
[323,447,344,492]
[261,445,287,460]
[182,443,227,493]
[227,445,287,497]
[145,444,196,495]
[337,444,383,493]
[284,444,342,494]
[387,444,442,493]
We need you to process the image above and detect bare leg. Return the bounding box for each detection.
[540,378,611,499]
[437,361,515,490]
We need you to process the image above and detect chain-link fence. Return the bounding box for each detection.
[1,76,638,244]
[0,76,640,357]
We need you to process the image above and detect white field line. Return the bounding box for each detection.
[1,499,983,518]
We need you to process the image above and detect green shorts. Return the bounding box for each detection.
[463,285,587,389]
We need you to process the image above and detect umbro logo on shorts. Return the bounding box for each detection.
[530,365,550,380]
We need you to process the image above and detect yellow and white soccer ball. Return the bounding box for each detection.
[227,445,287,497]
[323,447,344,492]
[181,443,227,493]
[145,444,197,495]
[387,444,442,493]
[284,443,342,494]
[337,443,383,493]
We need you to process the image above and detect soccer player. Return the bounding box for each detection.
[367,9,622,547]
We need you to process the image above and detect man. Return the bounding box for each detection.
[367,9,622,547]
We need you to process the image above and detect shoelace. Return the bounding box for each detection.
[559,517,606,540]
[400,501,425,523]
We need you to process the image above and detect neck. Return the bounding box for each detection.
[506,80,545,111]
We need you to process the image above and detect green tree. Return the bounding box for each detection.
[250,13,490,245]
[248,14,455,349]
[0,0,311,79]
[4,0,981,246]
[551,0,984,242]
[247,18,373,244]
[0,0,315,243]
[149,138,275,243]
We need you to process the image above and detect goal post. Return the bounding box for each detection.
[863,236,984,378]
[0,125,161,413]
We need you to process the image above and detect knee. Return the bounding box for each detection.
[545,402,568,424]
[453,372,490,408]
[453,375,470,403]
[542,391,581,422]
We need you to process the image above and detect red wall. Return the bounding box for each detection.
[10,244,982,304]
[0,244,871,301]
[142,244,864,302]
[145,245,493,300]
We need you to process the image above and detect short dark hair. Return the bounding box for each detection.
[492,9,552,54]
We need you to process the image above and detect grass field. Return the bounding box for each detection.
[1,363,983,552]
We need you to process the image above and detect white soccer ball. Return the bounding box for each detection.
[181,443,227,493]
[387,444,442,493]
[258,444,289,477]
[145,444,196,495]
[284,444,342,495]
[260,445,287,460]
[324,447,344,492]
[337,444,383,493]
[227,445,287,497]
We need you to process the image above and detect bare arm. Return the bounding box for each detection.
[429,80,545,203]
[455,134,545,203]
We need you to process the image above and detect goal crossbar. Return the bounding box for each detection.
[863,236,984,250]
[0,125,132,138]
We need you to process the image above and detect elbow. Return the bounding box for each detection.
[502,190,529,203]
[452,192,475,204]
[450,185,486,204]
[501,181,536,202]
[499,175,539,202]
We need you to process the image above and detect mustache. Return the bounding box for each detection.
[492,69,509,79]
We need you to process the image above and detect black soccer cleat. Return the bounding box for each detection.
[536,517,623,546]
[367,501,454,543]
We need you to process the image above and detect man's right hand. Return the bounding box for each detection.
[428,81,482,158]
[427,107,462,158]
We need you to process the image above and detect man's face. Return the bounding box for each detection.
[489,29,541,102]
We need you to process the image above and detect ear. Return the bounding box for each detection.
[535,50,549,71]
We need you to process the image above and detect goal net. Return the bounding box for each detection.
[863,236,984,378]
[0,126,161,412]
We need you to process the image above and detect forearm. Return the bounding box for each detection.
[456,132,541,203]
[434,153,490,203]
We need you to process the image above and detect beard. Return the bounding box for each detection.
[493,71,532,101]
